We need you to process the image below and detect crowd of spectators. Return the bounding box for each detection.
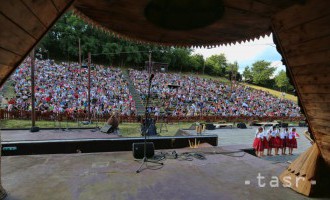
[7,58,135,116]
[3,59,301,119]
[129,70,301,118]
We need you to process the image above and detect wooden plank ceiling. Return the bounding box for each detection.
[73,0,301,47]
[272,0,330,166]
[0,0,74,87]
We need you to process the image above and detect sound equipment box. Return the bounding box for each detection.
[205,123,215,130]
[132,142,155,159]
[237,122,247,129]
[100,124,113,133]
[280,122,288,128]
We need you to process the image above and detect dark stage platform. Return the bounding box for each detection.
[0,129,218,156]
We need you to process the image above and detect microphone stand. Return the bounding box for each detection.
[136,74,163,173]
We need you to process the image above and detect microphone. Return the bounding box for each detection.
[149,74,154,82]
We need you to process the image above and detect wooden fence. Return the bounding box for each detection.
[0,109,305,124]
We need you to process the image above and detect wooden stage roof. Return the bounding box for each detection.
[0,0,329,196]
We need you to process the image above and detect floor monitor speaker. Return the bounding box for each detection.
[100,124,112,133]
[132,142,155,159]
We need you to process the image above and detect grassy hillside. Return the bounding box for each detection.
[182,72,230,83]
[242,83,298,103]
[181,72,297,103]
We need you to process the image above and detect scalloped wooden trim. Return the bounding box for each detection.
[71,7,271,48]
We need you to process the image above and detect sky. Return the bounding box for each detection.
[192,34,285,75]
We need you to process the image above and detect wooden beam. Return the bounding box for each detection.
[300,94,330,102]
[22,0,59,27]
[303,102,330,110]
[306,111,330,121]
[0,64,11,82]
[52,0,70,12]
[288,48,330,67]
[224,0,278,17]
[0,0,74,87]
[0,13,36,56]
[273,0,330,32]
[0,0,46,38]
[285,35,330,58]
[290,63,330,76]
[278,14,330,48]
[297,85,330,94]
[294,74,330,85]
[308,118,330,127]
[313,125,330,134]
[0,48,21,66]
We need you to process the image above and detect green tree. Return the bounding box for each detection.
[251,60,275,86]
[243,66,253,82]
[226,61,239,80]
[275,70,293,92]
[189,54,204,73]
[205,54,227,76]
[168,48,192,72]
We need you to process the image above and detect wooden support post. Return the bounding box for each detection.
[88,52,91,122]
[30,48,36,127]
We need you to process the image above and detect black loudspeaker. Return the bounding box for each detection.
[280,123,288,128]
[100,124,112,133]
[237,123,247,129]
[205,123,215,130]
[30,126,40,132]
[132,142,155,159]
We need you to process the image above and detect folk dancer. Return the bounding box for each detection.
[280,128,289,155]
[287,128,298,155]
[253,127,265,157]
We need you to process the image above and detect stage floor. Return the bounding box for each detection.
[1,145,316,200]
[0,128,119,141]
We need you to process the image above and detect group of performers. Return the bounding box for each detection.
[253,126,298,157]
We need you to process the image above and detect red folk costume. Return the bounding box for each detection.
[274,130,282,148]
[280,129,288,148]
[287,130,298,148]
[253,131,264,151]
